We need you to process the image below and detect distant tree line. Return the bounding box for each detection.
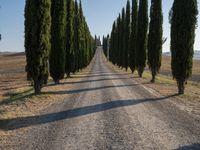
[103,0,198,94]
[25,0,96,94]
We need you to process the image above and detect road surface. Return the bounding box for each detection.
[3,48,200,150]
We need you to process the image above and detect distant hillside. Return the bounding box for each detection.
[163,50,200,60]
[0,52,25,56]
[0,52,12,55]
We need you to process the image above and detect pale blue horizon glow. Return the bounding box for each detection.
[0,0,200,52]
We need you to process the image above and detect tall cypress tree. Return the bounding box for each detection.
[83,21,89,67]
[73,0,80,73]
[102,35,105,53]
[109,21,117,64]
[129,0,138,73]
[25,0,51,94]
[148,0,163,83]
[106,34,110,60]
[24,0,33,81]
[136,0,148,77]
[103,35,108,57]
[116,14,121,67]
[65,0,74,77]
[78,0,85,70]
[113,15,118,65]
[50,0,66,84]
[170,0,198,94]
[120,8,125,68]
[123,0,131,71]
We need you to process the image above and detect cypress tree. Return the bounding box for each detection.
[50,0,66,84]
[112,19,118,65]
[106,34,110,60]
[116,14,121,67]
[109,21,117,64]
[78,0,85,70]
[129,0,138,73]
[170,0,198,94]
[120,8,125,68]
[88,35,93,62]
[136,0,148,77]
[25,0,51,94]
[102,35,105,53]
[65,0,74,77]
[105,36,108,57]
[83,21,89,67]
[103,35,108,56]
[24,0,33,81]
[124,0,131,71]
[73,0,80,73]
[91,36,96,58]
[95,35,97,44]
[85,21,93,66]
[147,0,163,83]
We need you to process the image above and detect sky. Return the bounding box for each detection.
[0,0,200,52]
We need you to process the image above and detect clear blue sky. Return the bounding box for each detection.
[0,0,200,52]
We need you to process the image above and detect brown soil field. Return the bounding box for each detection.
[160,55,200,83]
[0,53,28,97]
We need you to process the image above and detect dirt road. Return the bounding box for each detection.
[1,48,200,150]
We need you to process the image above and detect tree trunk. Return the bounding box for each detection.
[177,79,185,95]
[44,79,48,85]
[43,75,48,85]
[67,73,70,78]
[34,81,41,95]
[125,67,128,72]
[138,67,144,78]
[54,79,60,84]
[151,69,156,83]
[131,69,134,74]
[27,74,32,81]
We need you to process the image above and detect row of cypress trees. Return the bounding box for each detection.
[102,34,109,57]
[104,0,198,94]
[104,0,149,76]
[25,0,96,94]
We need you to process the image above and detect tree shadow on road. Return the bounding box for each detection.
[46,77,129,86]
[43,84,141,95]
[175,143,200,150]
[70,73,123,78]
[0,94,178,131]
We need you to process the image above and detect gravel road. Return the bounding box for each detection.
[3,48,200,150]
